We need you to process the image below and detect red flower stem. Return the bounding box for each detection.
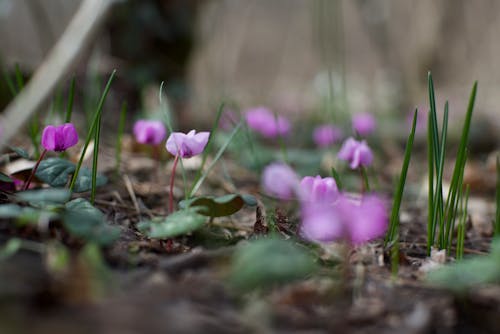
[169,154,180,213]
[23,149,47,190]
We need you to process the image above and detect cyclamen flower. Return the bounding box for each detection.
[300,193,388,246]
[41,123,78,152]
[133,120,166,145]
[337,137,373,169]
[261,162,299,199]
[352,112,376,136]
[312,125,342,147]
[166,130,210,158]
[299,175,338,203]
[245,107,291,138]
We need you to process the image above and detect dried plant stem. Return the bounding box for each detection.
[23,149,47,190]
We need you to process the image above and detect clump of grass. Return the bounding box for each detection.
[426,72,477,255]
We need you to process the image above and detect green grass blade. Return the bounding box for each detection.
[115,101,127,174]
[65,77,76,123]
[90,110,102,204]
[3,71,18,97]
[189,121,243,197]
[69,70,116,192]
[435,105,448,248]
[188,102,225,197]
[495,155,500,236]
[427,110,435,254]
[14,64,24,91]
[330,166,343,191]
[386,109,418,244]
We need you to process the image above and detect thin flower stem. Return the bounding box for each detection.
[169,154,180,213]
[359,166,370,193]
[23,149,47,190]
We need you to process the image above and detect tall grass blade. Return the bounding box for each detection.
[65,77,76,123]
[386,109,418,244]
[189,121,243,197]
[69,70,116,192]
[495,156,500,236]
[330,166,343,191]
[435,105,448,248]
[188,102,225,197]
[115,101,127,174]
[90,109,102,204]
[427,111,435,255]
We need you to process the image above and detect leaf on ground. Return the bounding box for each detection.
[230,237,317,291]
[63,198,120,245]
[0,204,57,225]
[35,158,107,192]
[179,194,257,217]
[17,188,71,205]
[140,209,207,239]
[8,146,30,159]
[0,171,13,183]
[0,238,22,261]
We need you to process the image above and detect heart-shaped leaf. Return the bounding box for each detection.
[35,158,107,193]
[17,188,71,204]
[230,237,317,291]
[8,146,30,159]
[179,194,257,217]
[140,209,206,239]
[0,171,13,183]
[0,204,58,225]
[63,198,120,245]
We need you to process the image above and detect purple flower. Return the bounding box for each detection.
[133,120,167,145]
[337,137,373,169]
[352,112,376,136]
[245,107,291,138]
[41,123,78,152]
[312,125,342,147]
[300,193,388,246]
[261,162,299,199]
[166,130,210,158]
[299,175,338,203]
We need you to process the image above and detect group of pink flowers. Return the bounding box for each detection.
[262,163,388,246]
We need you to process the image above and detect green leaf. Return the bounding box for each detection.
[0,171,13,183]
[17,188,71,204]
[35,158,107,192]
[0,204,22,218]
[8,146,30,159]
[179,194,255,217]
[63,198,120,245]
[142,209,206,238]
[0,238,22,261]
[0,204,56,225]
[230,238,317,291]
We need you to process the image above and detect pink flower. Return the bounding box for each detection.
[166,130,210,158]
[261,162,299,199]
[245,107,291,138]
[300,193,388,246]
[352,112,376,136]
[313,125,342,147]
[337,137,373,169]
[299,175,338,203]
[133,120,167,145]
[41,123,78,152]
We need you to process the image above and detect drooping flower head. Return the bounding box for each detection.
[312,125,342,147]
[41,123,78,152]
[300,193,388,246]
[166,130,210,158]
[337,137,373,169]
[261,162,299,200]
[352,112,376,136]
[245,107,291,138]
[299,175,338,203]
[133,120,167,145]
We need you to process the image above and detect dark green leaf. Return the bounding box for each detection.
[64,198,119,245]
[230,238,317,291]
[0,239,22,261]
[143,209,206,238]
[35,158,107,192]
[0,171,13,183]
[180,194,256,217]
[8,146,30,159]
[17,188,71,204]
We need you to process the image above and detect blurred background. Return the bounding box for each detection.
[0,0,498,139]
